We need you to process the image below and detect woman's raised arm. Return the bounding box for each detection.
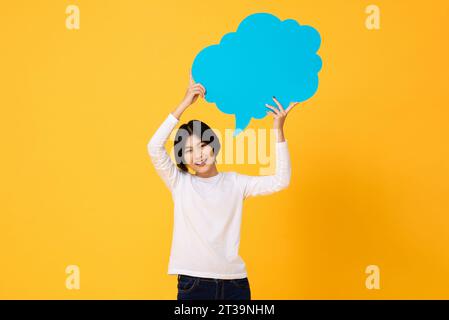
[147,112,183,192]
[147,71,205,192]
[236,97,298,198]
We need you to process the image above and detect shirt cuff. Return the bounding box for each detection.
[167,112,180,124]
[276,140,288,147]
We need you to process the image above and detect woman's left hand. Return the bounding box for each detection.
[265,97,299,130]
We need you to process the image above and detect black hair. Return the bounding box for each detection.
[174,119,221,173]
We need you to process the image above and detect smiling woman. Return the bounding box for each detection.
[147,70,293,300]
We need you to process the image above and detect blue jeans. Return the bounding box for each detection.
[177,274,251,300]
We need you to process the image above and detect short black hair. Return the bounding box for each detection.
[174,119,221,173]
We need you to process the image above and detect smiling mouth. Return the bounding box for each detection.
[195,159,207,167]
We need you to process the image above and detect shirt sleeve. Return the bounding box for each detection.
[147,113,184,193]
[236,140,292,199]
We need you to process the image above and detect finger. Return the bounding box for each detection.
[272,96,285,113]
[265,104,279,114]
[285,102,299,113]
[191,89,204,97]
[287,103,298,113]
[191,88,203,95]
[200,86,206,97]
[265,104,280,115]
[194,85,205,97]
[266,110,275,117]
[192,83,204,90]
[191,85,205,95]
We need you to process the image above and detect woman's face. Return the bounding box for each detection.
[183,134,216,174]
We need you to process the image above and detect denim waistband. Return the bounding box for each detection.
[178,274,247,282]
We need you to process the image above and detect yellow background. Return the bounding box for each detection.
[1,0,449,299]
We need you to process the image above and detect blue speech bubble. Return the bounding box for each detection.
[192,12,322,136]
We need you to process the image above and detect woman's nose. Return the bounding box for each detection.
[193,149,203,160]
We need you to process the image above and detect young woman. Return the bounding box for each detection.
[147,72,297,300]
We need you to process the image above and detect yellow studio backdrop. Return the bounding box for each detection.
[1,0,449,299]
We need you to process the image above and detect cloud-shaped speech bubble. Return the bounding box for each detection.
[191,12,322,136]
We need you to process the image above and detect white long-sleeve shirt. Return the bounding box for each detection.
[147,113,292,279]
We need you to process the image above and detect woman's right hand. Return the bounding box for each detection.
[180,71,206,108]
